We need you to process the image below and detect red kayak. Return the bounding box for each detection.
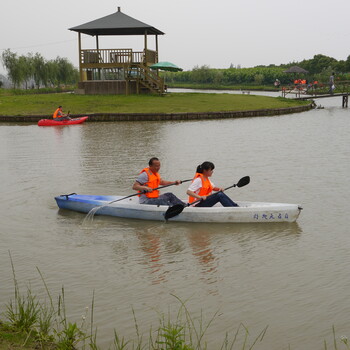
[38,116,88,126]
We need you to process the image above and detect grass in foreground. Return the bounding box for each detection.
[1,254,269,349]
[0,89,309,116]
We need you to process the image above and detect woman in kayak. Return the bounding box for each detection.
[187,161,239,207]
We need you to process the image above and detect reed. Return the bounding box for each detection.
[1,257,268,349]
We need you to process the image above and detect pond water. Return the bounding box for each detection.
[0,91,349,349]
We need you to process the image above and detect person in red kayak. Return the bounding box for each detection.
[53,106,71,121]
[132,157,185,206]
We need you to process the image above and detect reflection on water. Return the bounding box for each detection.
[78,210,303,292]
[1,95,350,349]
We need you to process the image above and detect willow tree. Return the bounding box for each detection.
[32,53,47,88]
[1,49,23,88]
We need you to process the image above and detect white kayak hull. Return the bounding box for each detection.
[55,194,302,223]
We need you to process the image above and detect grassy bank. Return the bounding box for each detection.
[0,89,309,116]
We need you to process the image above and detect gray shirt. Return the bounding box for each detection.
[136,171,154,203]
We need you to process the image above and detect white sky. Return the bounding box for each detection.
[1,0,350,75]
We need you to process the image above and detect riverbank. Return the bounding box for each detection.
[0,90,311,122]
[0,104,313,123]
[167,82,280,92]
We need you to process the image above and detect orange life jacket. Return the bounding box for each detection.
[53,108,61,119]
[138,167,160,198]
[188,173,213,203]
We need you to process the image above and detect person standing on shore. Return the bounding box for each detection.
[329,72,335,94]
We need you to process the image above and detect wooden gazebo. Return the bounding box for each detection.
[69,7,165,95]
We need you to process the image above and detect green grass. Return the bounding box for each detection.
[0,321,56,350]
[0,89,309,116]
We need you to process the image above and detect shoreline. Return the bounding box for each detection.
[0,104,313,123]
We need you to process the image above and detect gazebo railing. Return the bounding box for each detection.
[80,48,157,66]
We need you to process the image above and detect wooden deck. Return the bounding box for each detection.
[294,93,350,107]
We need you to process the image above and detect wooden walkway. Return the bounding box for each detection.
[294,93,350,107]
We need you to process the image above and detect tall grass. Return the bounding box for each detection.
[3,252,96,349]
[2,253,269,349]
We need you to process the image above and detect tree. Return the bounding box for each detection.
[56,57,77,86]
[18,54,33,89]
[301,54,337,74]
[46,60,59,87]
[345,55,350,72]
[32,53,47,88]
[1,49,23,88]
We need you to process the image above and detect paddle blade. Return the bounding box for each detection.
[236,176,250,188]
[164,204,185,220]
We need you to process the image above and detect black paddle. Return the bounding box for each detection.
[164,176,250,220]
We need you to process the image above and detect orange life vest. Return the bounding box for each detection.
[138,167,160,198]
[53,108,61,119]
[188,173,213,203]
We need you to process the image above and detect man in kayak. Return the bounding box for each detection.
[133,157,185,206]
[53,106,71,121]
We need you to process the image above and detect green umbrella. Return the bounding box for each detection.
[150,61,183,72]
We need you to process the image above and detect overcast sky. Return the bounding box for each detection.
[1,0,350,75]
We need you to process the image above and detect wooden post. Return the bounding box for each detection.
[78,33,83,81]
[144,30,148,63]
[155,34,159,63]
[96,35,100,80]
[342,95,348,108]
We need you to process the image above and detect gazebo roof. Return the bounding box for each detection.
[69,7,164,36]
[284,66,309,74]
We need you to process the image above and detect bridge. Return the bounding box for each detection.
[294,93,350,107]
[281,84,350,107]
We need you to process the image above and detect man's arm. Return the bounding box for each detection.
[160,179,181,186]
[132,172,153,192]
[132,181,152,192]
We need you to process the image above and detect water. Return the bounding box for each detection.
[0,92,349,349]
